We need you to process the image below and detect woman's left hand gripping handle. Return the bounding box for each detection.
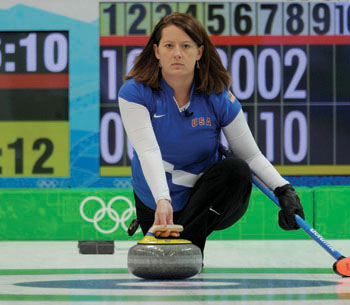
[153,199,180,238]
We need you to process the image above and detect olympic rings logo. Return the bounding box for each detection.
[80,196,136,234]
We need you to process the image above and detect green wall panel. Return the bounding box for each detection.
[0,189,143,241]
[0,186,318,241]
[314,186,350,239]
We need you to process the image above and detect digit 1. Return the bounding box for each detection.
[104,4,116,35]
[19,33,37,72]
[0,148,2,174]
[348,5,350,33]
[8,138,23,174]
[260,112,274,162]
[102,49,117,100]
[335,5,344,34]
[0,39,2,70]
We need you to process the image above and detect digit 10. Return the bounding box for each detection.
[258,111,307,163]
[335,4,350,34]
[19,33,68,72]
[102,48,142,101]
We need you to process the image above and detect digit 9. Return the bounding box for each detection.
[312,3,331,34]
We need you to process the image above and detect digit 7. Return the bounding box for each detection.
[261,4,278,34]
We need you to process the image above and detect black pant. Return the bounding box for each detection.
[134,158,252,253]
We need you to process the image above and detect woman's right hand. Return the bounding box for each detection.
[153,199,179,238]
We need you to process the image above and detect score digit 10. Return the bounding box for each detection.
[0,122,69,177]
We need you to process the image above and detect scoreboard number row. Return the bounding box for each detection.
[100,109,308,166]
[100,2,350,36]
[101,46,308,102]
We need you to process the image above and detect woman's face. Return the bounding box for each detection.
[153,25,203,80]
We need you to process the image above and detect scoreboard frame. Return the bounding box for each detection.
[99,1,350,176]
[0,31,69,177]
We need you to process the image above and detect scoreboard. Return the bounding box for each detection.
[0,31,69,177]
[99,1,350,176]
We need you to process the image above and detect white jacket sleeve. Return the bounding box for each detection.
[119,97,171,203]
[223,109,289,190]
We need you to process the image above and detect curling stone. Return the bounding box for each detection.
[128,225,202,280]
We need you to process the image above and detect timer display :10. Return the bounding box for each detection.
[0,32,68,73]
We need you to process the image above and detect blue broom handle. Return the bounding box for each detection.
[252,174,344,261]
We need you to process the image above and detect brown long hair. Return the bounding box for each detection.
[125,12,231,95]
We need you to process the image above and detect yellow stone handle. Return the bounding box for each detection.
[148,224,184,234]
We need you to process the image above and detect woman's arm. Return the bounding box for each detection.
[119,97,170,202]
[223,109,305,230]
[119,98,177,235]
[222,109,288,190]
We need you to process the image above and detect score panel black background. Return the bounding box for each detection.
[100,44,350,167]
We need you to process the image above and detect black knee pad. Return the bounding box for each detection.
[220,158,252,184]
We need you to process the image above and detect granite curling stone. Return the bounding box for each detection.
[128,225,202,280]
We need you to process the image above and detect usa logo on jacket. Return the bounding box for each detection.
[192,117,212,127]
